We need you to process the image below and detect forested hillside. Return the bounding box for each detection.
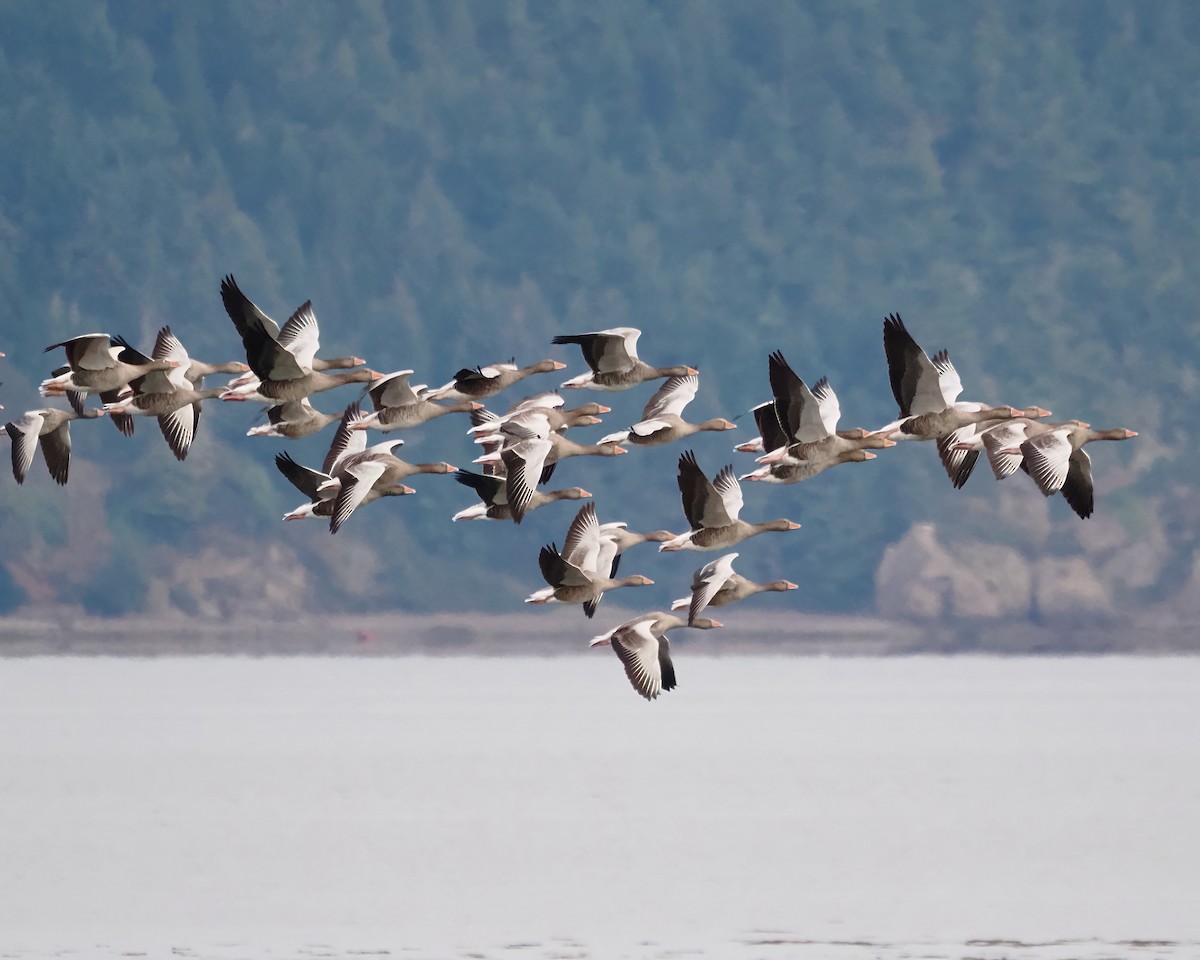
[0,2,1195,627]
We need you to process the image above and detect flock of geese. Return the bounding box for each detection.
[2,284,1137,700]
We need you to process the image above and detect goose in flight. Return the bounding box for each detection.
[553,327,697,391]
[450,469,590,522]
[998,422,1137,519]
[220,275,379,402]
[589,611,722,701]
[671,552,797,624]
[421,359,566,402]
[5,406,101,485]
[597,374,735,448]
[525,502,655,617]
[356,369,481,431]
[659,450,801,552]
[875,313,1023,442]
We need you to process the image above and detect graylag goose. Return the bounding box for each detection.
[41,335,179,400]
[220,357,367,404]
[220,275,380,402]
[971,418,1088,481]
[274,402,431,531]
[998,422,1138,519]
[936,405,1052,488]
[101,374,224,460]
[752,352,892,472]
[671,552,797,624]
[598,374,735,448]
[246,398,341,440]
[565,516,676,618]
[468,392,609,436]
[275,450,417,529]
[525,503,654,617]
[98,326,228,460]
[5,406,100,484]
[875,313,1022,441]
[355,369,481,431]
[274,440,430,532]
[598,522,676,554]
[589,611,722,701]
[471,406,611,457]
[421,359,567,402]
[326,449,453,534]
[553,327,697,391]
[659,450,801,552]
[479,412,627,523]
[741,445,882,483]
[450,469,590,522]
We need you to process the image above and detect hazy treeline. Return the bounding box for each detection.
[0,2,1194,624]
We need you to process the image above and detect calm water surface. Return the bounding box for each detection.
[0,655,1197,959]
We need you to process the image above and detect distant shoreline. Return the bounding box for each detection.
[0,608,1195,657]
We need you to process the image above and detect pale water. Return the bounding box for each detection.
[0,655,1197,959]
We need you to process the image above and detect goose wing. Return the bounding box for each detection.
[980,419,1036,480]
[749,401,789,454]
[507,391,564,414]
[220,275,290,379]
[220,274,281,339]
[455,469,506,506]
[677,450,739,529]
[583,535,621,619]
[936,412,985,489]
[768,351,832,442]
[931,350,963,409]
[45,334,117,372]
[40,418,73,484]
[538,541,592,589]
[322,402,369,475]
[561,502,602,572]
[1060,449,1095,519]
[641,374,698,421]
[267,398,314,426]
[1020,429,1074,495]
[552,328,641,373]
[710,464,744,524]
[275,301,321,373]
[220,276,311,381]
[129,367,178,398]
[151,325,194,389]
[369,370,419,408]
[275,451,333,501]
[883,314,955,417]
[330,456,389,534]
[503,436,553,523]
[610,619,672,700]
[689,552,738,624]
[158,404,199,461]
[6,412,46,484]
[810,377,841,437]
